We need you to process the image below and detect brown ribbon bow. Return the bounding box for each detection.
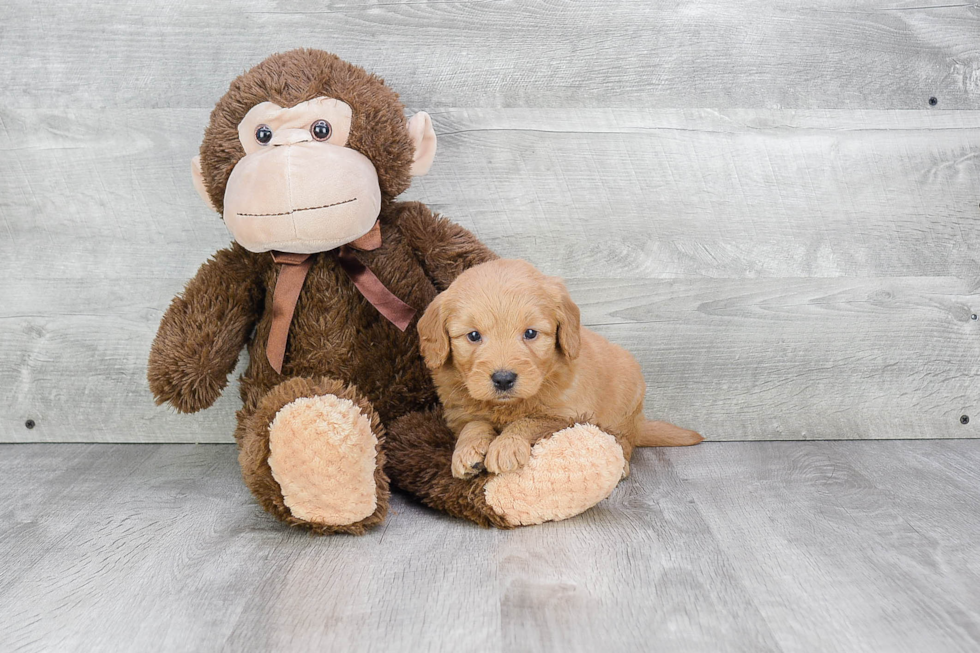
[266,221,416,374]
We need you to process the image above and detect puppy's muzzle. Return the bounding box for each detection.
[491,370,518,392]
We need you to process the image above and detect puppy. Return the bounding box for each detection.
[418,259,702,480]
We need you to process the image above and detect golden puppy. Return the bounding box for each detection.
[418,258,702,480]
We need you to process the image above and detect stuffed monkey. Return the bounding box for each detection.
[148,49,629,532]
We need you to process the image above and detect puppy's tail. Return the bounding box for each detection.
[636,420,703,447]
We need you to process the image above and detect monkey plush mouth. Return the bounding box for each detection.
[236,197,357,218]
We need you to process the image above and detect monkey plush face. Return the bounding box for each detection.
[191,49,437,254]
[221,97,381,253]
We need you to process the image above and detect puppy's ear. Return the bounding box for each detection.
[418,292,451,369]
[551,277,581,359]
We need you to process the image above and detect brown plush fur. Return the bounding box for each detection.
[237,376,389,535]
[148,49,659,532]
[148,198,501,529]
[384,409,613,529]
[383,409,513,529]
[148,49,503,532]
[198,49,417,213]
[417,259,701,478]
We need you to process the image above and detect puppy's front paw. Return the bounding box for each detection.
[485,435,531,474]
[452,440,491,479]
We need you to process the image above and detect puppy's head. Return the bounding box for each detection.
[418,259,581,403]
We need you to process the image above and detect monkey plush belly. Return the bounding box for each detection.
[238,231,440,424]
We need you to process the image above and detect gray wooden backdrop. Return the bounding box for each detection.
[1,0,978,443]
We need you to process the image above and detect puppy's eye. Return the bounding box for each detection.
[466,331,482,343]
[311,119,332,141]
[524,329,538,340]
[255,125,273,145]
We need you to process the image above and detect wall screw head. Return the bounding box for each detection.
[928,96,938,106]
[972,314,978,320]
[25,419,35,429]
[961,415,970,425]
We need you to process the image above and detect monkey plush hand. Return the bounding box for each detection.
[148,49,628,532]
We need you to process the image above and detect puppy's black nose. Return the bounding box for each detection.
[491,370,518,391]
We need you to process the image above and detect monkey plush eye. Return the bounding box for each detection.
[466,331,482,343]
[311,119,332,141]
[524,329,538,340]
[255,125,273,145]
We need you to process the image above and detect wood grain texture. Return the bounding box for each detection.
[2,276,976,441]
[1,0,978,110]
[2,441,979,652]
[415,109,980,280]
[3,1,979,443]
[666,440,980,653]
[4,108,979,280]
[585,275,979,440]
[2,106,978,442]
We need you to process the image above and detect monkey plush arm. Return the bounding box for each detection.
[396,201,498,291]
[147,244,265,413]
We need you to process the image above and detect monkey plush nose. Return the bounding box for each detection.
[270,128,313,146]
[491,370,518,391]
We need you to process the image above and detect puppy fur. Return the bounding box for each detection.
[418,259,702,480]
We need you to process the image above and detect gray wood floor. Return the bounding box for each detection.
[1,442,978,652]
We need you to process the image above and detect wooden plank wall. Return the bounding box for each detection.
[1,0,978,442]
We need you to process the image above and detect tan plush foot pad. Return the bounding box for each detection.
[483,424,626,527]
[267,394,378,526]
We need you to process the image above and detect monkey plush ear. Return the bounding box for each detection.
[191,155,219,213]
[417,292,451,369]
[407,111,437,177]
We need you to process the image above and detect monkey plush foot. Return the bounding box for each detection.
[239,377,388,535]
[484,424,625,526]
[385,410,625,528]
[268,394,380,526]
